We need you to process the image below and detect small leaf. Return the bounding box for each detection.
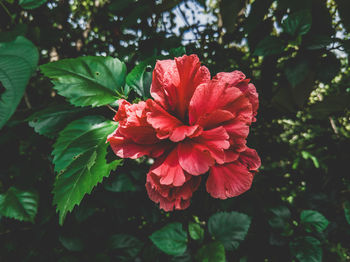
[195,241,226,262]
[208,211,251,251]
[59,234,85,251]
[109,234,144,261]
[300,210,329,233]
[28,104,85,138]
[169,47,186,57]
[282,9,312,37]
[0,187,38,223]
[0,36,39,129]
[253,36,285,56]
[344,201,350,225]
[52,116,122,225]
[188,222,204,241]
[126,57,155,98]
[149,222,187,256]
[268,206,291,230]
[40,56,127,107]
[290,236,322,262]
[19,0,48,9]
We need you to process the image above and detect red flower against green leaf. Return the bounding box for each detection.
[107,54,261,211]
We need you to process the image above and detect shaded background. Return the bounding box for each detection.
[0,0,350,261]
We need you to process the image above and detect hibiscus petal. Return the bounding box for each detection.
[189,79,252,126]
[194,126,230,164]
[151,148,186,187]
[216,71,259,121]
[196,109,234,130]
[147,99,202,142]
[107,130,166,159]
[178,141,214,175]
[146,172,201,211]
[239,147,261,172]
[151,55,210,121]
[206,162,253,199]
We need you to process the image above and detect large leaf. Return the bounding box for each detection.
[208,211,251,251]
[290,236,322,262]
[28,104,86,138]
[0,36,38,129]
[244,0,273,34]
[0,187,38,223]
[52,115,122,225]
[126,57,155,98]
[19,0,48,9]
[195,241,225,262]
[253,36,285,56]
[59,234,85,251]
[149,222,187,256]
[282,9,312,37]
[40,56,127,107]
[109,234,144,261]
[300,210,329,233]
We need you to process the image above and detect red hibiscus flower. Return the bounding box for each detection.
[107,54,261,211]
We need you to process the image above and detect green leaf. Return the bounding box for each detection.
[219,0,245,33]
[282,9,312,37]
[0,24,27,42]
[305,35,334,50]
[126,57,155,98]
[59,234,85,251]
[268,206,291,230]
[344,201,350,225]
[300,210,329,233]
[0,187,38,223]
[253,36,285,56]
[244,0,274,34]
[28,104,86,138]
[109,234,144,261]
[315,52,341,83]
[104,173,139,192]
[195,241,226,262]
[169,47,186,57]
[290,236,322,262]
[0,36,38,129]
[149,222,187,256]
[309,93,350,119]
[284,58,310,87]
[19,0,48,9]
[52,115,122,225]
[188,222,204,241]
[208,211,251,251]
[40,56,127,107]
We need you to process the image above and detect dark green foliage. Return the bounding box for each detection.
[0,36,38,129]
[149,222,188,256]
[0,0,349,261]
[208,211,251,251]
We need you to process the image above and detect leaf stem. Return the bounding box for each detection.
[107,104,118,114]
[0,1,12,20]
